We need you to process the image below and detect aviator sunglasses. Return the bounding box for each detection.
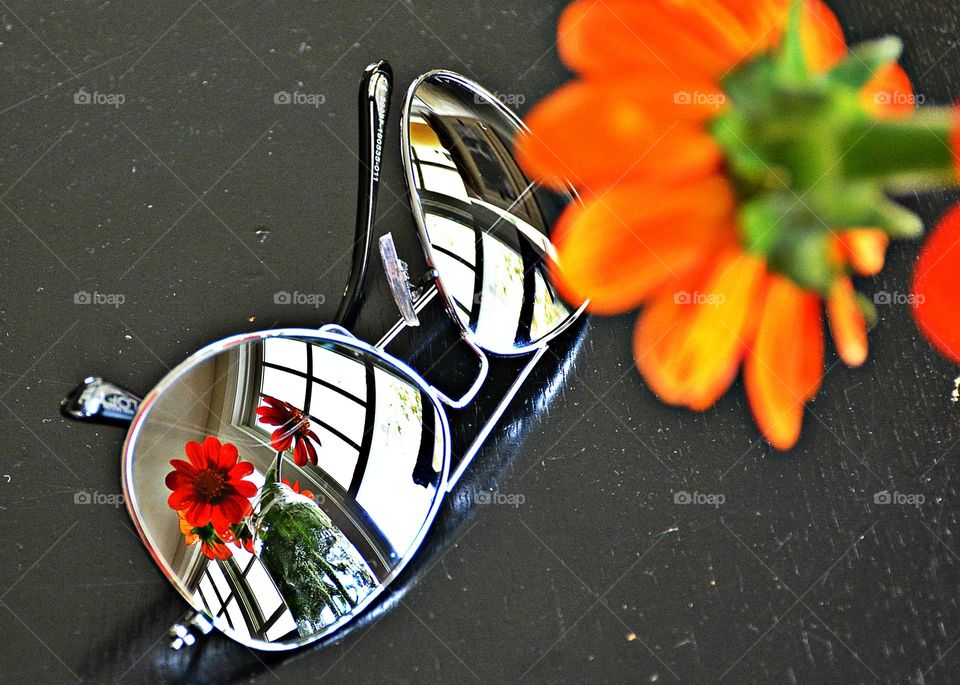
[60,60,585,651]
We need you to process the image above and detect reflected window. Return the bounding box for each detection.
[194,549,299,643]
[408,107,574,352]
[249,338,443,556]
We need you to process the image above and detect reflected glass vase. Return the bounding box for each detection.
[251,480,378,636]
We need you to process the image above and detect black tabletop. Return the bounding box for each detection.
[1,1,959,683]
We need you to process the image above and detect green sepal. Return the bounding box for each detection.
[775,0,809,86]
[864,200,925,238]
[769,227,837,293]
[710,113,790,192]
[738,194,791,254]
[824,37,903,91]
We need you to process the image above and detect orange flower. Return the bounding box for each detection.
[177,509,199,546]
[198,536,233,561]
[177,509,234,560]
[518,0,915,450]
[282,478,316,501]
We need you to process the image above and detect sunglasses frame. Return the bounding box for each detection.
[61,61,588,653]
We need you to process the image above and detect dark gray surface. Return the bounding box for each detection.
[1,1,960,683]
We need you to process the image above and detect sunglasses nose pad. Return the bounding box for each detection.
[379,233,421,327]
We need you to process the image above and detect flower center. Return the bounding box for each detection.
[284,409,309,434]
[194,469,227,502]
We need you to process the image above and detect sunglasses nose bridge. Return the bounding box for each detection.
[376,234,491,410]
[430,336,490,409]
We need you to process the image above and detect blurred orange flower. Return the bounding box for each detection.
[518,0,919,449]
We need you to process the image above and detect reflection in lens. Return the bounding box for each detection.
[405,73,583,355]
[125,333,448,648]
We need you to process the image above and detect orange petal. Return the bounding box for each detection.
[862,64,915,117]
[634,248,766,411]
[827,277,868,367]
[725,0,794,51]
[800,0,847,73]
[837,228,889,276]
[745,274,824,450]
[912,203,960,363]
[517,80,723,193]
[551,175,737,314]
[557,0,750,81]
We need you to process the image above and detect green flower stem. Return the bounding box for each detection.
[840,110,956,192]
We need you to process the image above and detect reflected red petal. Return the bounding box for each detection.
[202,436,222,463]
[231,479,258,498]
[304,438,318,466]
[216,441,239,469]
[184,441,205,468]
[187,501,213,528]
[293,439,308,467]
[165,471,194,491]
[167,489,195,510]
[271,427,293,452]
[228,461,254,479]
[168,459,197,476]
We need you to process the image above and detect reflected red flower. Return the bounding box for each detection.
[256,395,321,467]
[165,436,257,534]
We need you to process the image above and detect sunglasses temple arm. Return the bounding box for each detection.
[333,60,394,329]
[60,376,141,426]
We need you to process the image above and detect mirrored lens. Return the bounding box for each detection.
[123,332,449,649]
[404,72,584,356]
